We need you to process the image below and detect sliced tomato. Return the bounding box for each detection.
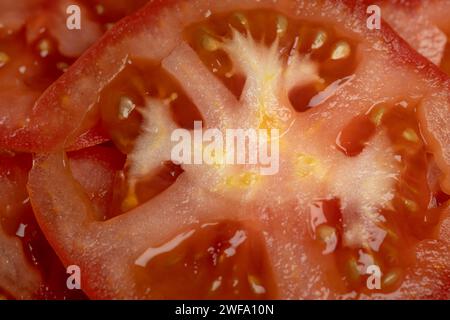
[0,0,149,152]
[0,153,41,299]
[28,0,450,299]
[0,152,95,300]
[377,0,450,74]
[0,146,122,300]
[0,0,40,38]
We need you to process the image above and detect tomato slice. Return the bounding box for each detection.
[27,0,450,299]
[0,0,149,152]
[0,146,125,299]
[0,0,151,300]
[377,0,450,74]
[0,153,41,299]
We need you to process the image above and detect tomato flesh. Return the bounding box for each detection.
[24,1,450,299]
[93,11,449,295]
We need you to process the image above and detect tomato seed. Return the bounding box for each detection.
[232,12,249,28]
[118,96,136,120]
[202,34,221,51]
[311,30,327,50]
[403,198,418,212]
[276,15,288,36]
[0,52,10,67]
[402,128,419,143]
[331,41,351,60]
[37,39,51,58]
[316,224,338,254]
[382,269,401,288]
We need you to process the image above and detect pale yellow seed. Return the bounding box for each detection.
[382,270,400,288]
[248,275,266,295]
[233,12,248,27]
[166,92,178,104]
[331,41,351,60]
[370,107,385,126]
[404,198,418,212]
[118,96,136,120]
[402,128,419,143]
[0,52,10,67]
[317,225,336,241]
[202,34,220,51]
[311,30,327,50]
[316,224,338,254]
[276,15,288,36]
[38,39,51,58]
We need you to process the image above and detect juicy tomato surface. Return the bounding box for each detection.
[0,146,124,299]
[377,0,450,74]
[23,0,450,300]
[0,0,446,300]
[0,0,148,299]
[0,0,149,152]
[0,153,41,299]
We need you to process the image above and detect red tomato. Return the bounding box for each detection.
[0,146,123,299]
[377,0,450,74]
[26,0,450,299]
[0,153,41,299]
[0,0,149,152]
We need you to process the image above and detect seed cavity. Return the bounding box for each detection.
[331,41,351,60]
